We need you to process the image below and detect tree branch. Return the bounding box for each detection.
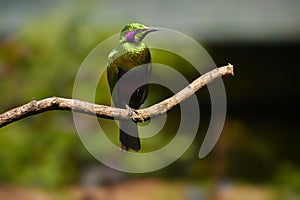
[0,64,234,128]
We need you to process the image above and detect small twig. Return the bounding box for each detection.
[0,64,234,128]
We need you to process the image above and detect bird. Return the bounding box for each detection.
[107,23,158,151]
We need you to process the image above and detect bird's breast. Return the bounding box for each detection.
[112,43,151,70]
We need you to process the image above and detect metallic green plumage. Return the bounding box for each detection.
[106,23,157,151]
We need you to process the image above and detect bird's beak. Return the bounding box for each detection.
[146,27,159,33]
[138,27,158,41]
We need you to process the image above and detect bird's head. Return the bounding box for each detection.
[119,23,158,44]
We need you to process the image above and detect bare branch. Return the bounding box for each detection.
[0,64,234,128]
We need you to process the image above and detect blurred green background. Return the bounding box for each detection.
[0,0,299,199]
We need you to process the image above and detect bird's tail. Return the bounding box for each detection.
[119,120,140,151]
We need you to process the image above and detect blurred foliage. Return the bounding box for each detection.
[0,3,299,198]
[0,6,108,187]
[0,5,203,187]
[273,163,300,199]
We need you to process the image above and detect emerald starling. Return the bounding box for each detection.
[107,23,157,151]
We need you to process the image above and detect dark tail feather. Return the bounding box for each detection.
[119,120,140,151]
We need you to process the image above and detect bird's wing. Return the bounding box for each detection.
[107,49,119,94]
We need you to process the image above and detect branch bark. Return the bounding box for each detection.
[0,64,234,128]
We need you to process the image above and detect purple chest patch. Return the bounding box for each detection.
[125,30,138,42]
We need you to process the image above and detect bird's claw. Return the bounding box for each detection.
[126,105,145,123]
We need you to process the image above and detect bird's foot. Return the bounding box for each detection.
[125,105,145,123]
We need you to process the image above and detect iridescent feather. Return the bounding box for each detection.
[107,23,157,151]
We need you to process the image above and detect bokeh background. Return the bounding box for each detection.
[0,0,299,199]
